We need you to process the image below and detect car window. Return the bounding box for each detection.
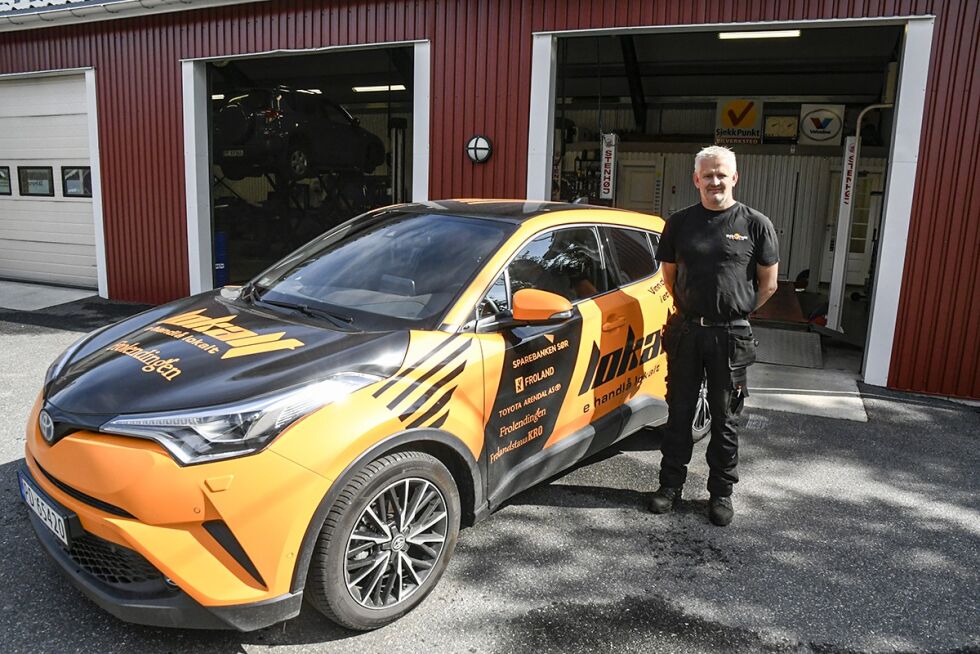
[477,271,510,319]
[256,212,515,331]
[507,227,605,302]
[600,226,659,286]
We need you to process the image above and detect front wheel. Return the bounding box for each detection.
[306,451,460,630]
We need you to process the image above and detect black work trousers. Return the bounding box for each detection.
[659,316,752,497]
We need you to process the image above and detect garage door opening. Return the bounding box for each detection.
[206,46,415,286]
[544,24,908,370]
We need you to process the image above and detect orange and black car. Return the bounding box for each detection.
[19,200,702,631]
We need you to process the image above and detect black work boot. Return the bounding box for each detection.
[648,486,682,514]
[708,495,734,526]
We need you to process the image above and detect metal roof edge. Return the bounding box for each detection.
[0,0,269,33]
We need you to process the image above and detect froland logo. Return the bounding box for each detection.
[578,326,663,394]
[159,309,305,359]
[726,233,749,241]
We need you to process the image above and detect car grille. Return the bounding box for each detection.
[33,458,134,519]
[67,533,171,594]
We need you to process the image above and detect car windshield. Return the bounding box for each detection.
[253,212,515,331]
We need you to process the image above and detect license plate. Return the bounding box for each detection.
[19,471,71,548]
[223,149,244,157]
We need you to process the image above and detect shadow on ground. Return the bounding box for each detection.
[1,388,977,653]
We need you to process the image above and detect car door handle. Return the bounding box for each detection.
[602,317,626,332]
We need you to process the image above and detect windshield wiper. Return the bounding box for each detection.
[239,281,264,304]
[257,298,356,330]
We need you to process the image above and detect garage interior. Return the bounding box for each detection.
[550,25,904,367]
[207,46,414,285]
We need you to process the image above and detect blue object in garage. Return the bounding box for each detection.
[214,230,228,287]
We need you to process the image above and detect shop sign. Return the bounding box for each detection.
[714,98,763,144]
[599,133,618,200]
[839,136,857,208]
[799,104,845,146]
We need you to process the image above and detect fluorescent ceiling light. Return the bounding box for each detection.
[298,89,322,94]
[211,94,225,100]
[719,29,801,40]
[352,84,407,93]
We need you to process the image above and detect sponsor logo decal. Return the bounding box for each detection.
[726,233,749,241]
[106,341,183,381]
[156,309,305,359]
[579,326,663,395]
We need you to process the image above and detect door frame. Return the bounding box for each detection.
[526,16,935,388]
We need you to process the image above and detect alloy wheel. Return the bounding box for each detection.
[344,477,448,609]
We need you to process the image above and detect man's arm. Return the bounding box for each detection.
[755,263,778,309]
[661,262,677,298]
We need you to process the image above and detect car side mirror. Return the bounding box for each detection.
[512,289,573,323]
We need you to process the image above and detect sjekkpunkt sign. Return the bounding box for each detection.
[599,132,618,200]
[715,98,763,144]
[799,104,845,146]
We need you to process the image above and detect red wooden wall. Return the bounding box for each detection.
[0,0,977,397]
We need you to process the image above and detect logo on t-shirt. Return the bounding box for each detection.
[726,233,749,241]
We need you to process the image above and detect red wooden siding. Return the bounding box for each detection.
[0,0,978,398]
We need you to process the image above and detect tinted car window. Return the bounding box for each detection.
[601,226,659,286]
[256,213,515,330]
[507,227,605,302]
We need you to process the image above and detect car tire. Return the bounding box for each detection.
[306,450,461,631]
[285,144,312,180]
[692,378,711,443]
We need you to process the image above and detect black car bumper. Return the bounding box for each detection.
[20,462,303,631]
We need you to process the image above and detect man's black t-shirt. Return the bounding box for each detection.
[655,202,779,322]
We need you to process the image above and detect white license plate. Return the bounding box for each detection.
[20,474,70,547]
[223,149,244,157]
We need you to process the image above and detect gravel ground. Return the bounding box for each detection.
[0,308,977,654]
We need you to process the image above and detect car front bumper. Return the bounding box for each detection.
[21,461,303,630]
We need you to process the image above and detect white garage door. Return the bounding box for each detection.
[0,74,97,288]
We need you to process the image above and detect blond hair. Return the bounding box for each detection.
[694,145,737,172]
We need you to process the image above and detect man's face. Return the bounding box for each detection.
[693,156,738,210]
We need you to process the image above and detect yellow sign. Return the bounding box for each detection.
[715,98,763,144]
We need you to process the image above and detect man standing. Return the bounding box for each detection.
[650,145,779,526]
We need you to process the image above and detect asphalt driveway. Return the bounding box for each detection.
[0,314,977,654]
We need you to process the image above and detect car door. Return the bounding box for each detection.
[594,225,671,436]
[472,225,635,507]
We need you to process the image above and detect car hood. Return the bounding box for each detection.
[45,290,409,416]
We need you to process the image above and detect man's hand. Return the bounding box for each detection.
[755,263,779,309]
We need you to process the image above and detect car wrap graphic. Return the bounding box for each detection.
[371,332,472,431]
[480,312,583,482]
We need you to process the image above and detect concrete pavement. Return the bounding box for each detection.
[0,283,977,653]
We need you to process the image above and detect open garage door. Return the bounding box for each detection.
[0,74,98,288]
[206,46,415,286]
[546,25,903,347]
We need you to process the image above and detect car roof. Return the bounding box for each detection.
[388,199,637,224]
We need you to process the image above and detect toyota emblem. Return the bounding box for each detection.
[39,410,55,443]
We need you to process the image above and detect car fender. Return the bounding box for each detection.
[288,427,485,594]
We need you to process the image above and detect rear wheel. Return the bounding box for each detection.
[285,143,312,179]
[306,451,460,630]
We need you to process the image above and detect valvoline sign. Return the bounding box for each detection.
[799,104,845,146]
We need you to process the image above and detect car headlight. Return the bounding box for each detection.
[101,372,381,465]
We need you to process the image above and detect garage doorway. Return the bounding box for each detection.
[526,18,934,386]
[182,41,431,293]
